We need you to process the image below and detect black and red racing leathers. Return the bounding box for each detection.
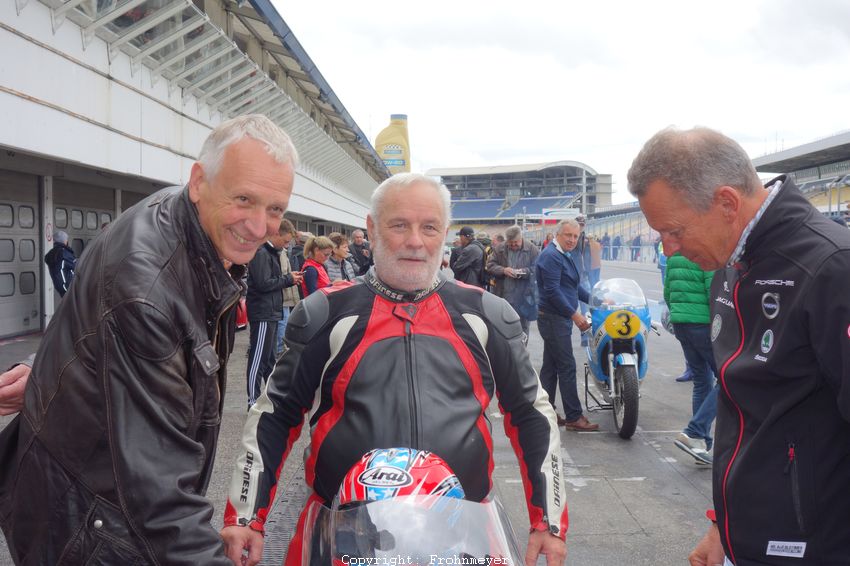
[224,270,568,555]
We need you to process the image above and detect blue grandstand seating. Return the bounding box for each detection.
[451,199,505,219]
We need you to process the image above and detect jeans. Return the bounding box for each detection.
[673,323,718,448]
[537,313,583,421]
[276,306,291,355]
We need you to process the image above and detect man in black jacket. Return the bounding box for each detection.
[44,229,76,296]
[349,228,373,276]
[452,225,486,287]
[0,114,297,565]
[630,126,850,566]
[246,227,301,407]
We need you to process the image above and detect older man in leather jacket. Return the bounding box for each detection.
[0,115,297,565]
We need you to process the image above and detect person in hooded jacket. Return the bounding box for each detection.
[44,230,76,297]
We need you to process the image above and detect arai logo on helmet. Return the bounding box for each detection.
[358,466,413,488]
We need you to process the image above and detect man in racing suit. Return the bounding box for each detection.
[221,173,569,566]
[630,126,850,565]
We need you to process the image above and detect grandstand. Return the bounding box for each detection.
[753,130,850,221]
[426,161,612,240]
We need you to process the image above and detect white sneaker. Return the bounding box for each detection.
[674,432,713,464]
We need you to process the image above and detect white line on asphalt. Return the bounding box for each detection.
[637,430,683,434]
[661,457,677,463]
[612,477,646,482]
[565,477,600,489]
[560,446,598,490]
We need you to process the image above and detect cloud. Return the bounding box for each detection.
[274,0,850,202]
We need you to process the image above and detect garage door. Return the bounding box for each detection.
[0,171,41,338]
[54,180,115,260]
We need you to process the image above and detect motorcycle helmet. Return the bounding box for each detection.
[330,448,466,565]
[337,447,465,508]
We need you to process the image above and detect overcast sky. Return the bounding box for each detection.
[272,0,850,203]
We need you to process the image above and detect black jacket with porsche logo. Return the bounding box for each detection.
[710,177,850,565]
[224,270,569,540]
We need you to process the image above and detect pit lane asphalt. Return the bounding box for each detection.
[0,259,712,565]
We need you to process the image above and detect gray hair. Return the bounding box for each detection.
[627,126,762,211]
[370,173,452,227]
[352,229,365,238]
[199,114,299,182]
[53,230,69,244]
[557,218,580,233]
[505,225,522,241]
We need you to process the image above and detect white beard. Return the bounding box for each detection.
[371,236,441,292]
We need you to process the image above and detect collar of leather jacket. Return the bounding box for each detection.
[165,187,247,309]
[364,267,445,303]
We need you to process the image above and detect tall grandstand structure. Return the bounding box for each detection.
[753,130,850,221]
[426,161,612,239]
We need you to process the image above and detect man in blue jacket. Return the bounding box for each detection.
[536,218,596,431]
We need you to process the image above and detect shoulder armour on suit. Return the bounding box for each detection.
[285,290,330,344]
[481,291,523,340]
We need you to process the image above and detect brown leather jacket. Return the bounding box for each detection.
[0,187,242,565]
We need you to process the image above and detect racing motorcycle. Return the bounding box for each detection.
[298,447,525,565]
[583,278,658,439]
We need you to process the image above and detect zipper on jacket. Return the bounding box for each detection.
[719,274,747,566]
[783,443,806,532]
[404,320,420,447]
[211,294,240,352]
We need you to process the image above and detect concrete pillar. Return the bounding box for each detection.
[41,176,54,327]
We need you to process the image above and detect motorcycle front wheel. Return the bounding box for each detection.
[612,365,639,439]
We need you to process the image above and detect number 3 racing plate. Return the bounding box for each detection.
[603,310,640,339]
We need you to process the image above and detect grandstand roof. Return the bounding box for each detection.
[752,130,850,173]
[426,160,598,177]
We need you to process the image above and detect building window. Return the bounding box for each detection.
[55,208,68,229]
[0,205,12,228]
[0,273,13,297]
[72,238,84,257]
[71,210,83,230]
[20,272,36,295]
[18,206,34,229]
[100,212,112,227]
[86,211,98,230]
[0,240,13,262]
[19,240,35,262]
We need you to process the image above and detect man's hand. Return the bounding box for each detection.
[571,312,590,333]
[504,267,517,278]
[689,524,725,566]
[290,270,303,285]
[221,525,264,566]
[525,530,566,566]
[0,363,30,416]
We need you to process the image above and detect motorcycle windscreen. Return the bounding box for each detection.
[313,494,524,565]
[590,278,647,309]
